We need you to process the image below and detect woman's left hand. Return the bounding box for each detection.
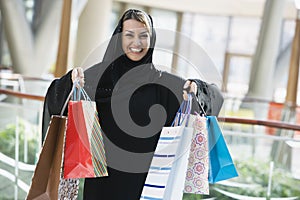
[183,80,197,101]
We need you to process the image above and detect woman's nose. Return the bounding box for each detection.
[133,36,142,46]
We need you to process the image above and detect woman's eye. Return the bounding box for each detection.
[125,34,134,38]
[139,34,148,39]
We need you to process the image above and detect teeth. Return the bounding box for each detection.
[130,48,142,53]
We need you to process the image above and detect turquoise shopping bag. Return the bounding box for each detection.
[207,116,238,183]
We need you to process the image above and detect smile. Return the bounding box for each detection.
[129,47,143,53]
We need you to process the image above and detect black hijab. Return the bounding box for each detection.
[96,9,157,94]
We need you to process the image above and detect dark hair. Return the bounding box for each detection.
[122,9,152,36]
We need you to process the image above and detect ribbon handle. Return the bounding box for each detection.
[172,94,192,127]
[60,81,91,117]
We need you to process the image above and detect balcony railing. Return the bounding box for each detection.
[1,87,300,199]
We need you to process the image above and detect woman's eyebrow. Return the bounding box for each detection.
[139,31,149,35]
[124,29,148,34]
[124,30,134,34]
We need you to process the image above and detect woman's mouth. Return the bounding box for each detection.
[129,47,143,53]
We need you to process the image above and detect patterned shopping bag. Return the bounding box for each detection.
[184,115,209,195]
[188,93,237,185]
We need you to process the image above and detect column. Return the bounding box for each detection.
[0,0,34,75]
[73,0,113,67]
[247,0,285,101]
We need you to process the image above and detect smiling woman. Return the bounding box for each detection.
[121,10,152,62]
[122,19,150,61]
[42,8,224,200]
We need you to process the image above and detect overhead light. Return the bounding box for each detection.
[295,0,300,9]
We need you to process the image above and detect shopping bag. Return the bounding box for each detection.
[184,114,209,195]
[63,84,108,178]
[140,95,195,200]
[58,177,80,199]
[207,116,238,183]
[26,115,66,200]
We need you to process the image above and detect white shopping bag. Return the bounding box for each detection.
[163,124,194,200]
[140,95,196,200]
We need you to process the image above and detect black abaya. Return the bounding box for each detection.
[42,9,224,200]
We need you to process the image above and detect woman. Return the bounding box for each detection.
[42,9,223,200]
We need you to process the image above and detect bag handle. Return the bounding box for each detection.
[183,84,207,116]
[190,92,207,117]
[60,80,91,117]
[171,93,192,127]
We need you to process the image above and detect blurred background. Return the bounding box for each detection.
[0,0,300,199]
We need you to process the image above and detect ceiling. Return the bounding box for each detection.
[115,0,297,19]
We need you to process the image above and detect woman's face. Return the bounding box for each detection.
[122,19,150,61]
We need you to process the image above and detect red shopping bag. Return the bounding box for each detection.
[63,85,108,179]
[64,101,94,178]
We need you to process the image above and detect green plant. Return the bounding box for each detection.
[0,120,39,164]
[230,159,300,197]
[182,158,300,199]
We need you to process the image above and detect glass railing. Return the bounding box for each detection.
[209,117,300,200]
[1,78,300,200]
[0,91,44,199]
[0,72,49,200]
[210,95,300,199]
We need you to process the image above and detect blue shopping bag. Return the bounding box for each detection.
[207,116,238,183]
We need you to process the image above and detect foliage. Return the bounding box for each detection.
[0,120,39,164]
[230,159,300,197]
[183,158,300,199]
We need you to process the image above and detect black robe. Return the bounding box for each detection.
[42,9,224,200]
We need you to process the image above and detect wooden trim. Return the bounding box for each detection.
[0,89,44,101]
[218,117,300,131]
[0,88,299,131]
[54,0,72,77]
[222,52,253,93]
[285,18,300,106]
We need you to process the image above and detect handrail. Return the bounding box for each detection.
[218,117,300,132]
[0,89,44,101]
[0,88,299,131]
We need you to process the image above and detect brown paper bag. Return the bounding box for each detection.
[26,115,66,200]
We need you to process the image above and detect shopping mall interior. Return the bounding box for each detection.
[0,0,300,199]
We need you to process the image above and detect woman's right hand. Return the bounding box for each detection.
[71,67,85,87]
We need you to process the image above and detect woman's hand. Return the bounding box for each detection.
[183,80,197,101]
[71,67,85,87]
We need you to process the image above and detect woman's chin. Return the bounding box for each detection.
[126,53,145,61]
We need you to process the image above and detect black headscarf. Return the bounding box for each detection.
[96,9,157,94]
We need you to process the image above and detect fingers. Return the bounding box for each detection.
[183,90,188,101]
[183,80,197,101]
[183,80,191,90]
[71,67,85,87]
[183,80,191,101]
[190,81,197,94]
